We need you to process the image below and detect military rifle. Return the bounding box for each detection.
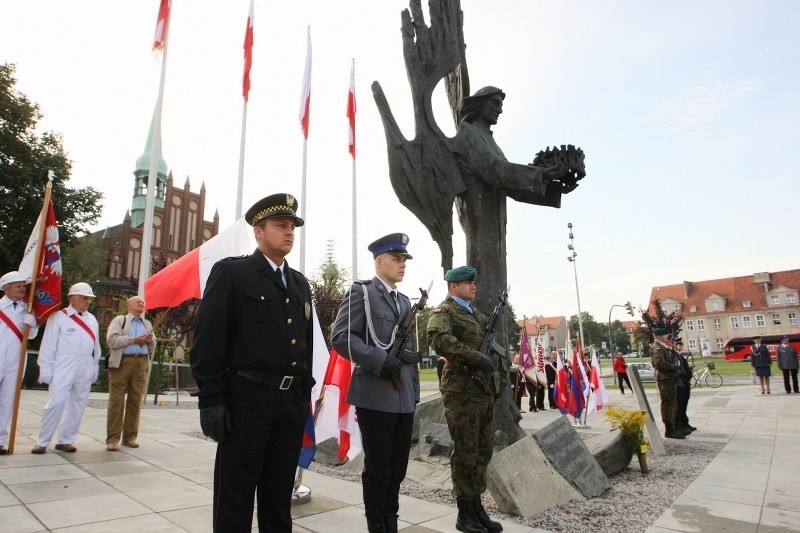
[473,289,509,393]
[386,281,433,390]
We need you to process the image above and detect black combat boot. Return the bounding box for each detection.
[456,498,487,533]
[366,517,387,533]
[664,424,686,439]
[385,514,398,533]
[473,495,503,532]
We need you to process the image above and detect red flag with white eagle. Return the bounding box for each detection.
[298,27,312,139]
[152,0,170,52]
[18,200,62,323]
[347,61,356,158]
[242,0,254,102]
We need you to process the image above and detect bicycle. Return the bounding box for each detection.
[691,361,723,388]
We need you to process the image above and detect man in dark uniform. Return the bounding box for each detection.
[673,340,696,433]
[191,193,314,532]
[331,233,419,533]
[650,327,685,439]
[427,266,503,533]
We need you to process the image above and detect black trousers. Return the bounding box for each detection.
[213,376,307,532]
[676,381,691,427]
[547,382,556,408]
[782,369,799,393]
[617,372,632,393]
[524,380,545,410]
[355,407,414,522]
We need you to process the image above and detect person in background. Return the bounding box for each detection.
[545,351,557,409]
[673,341,695,433]
[613,351,632,394]
[776,336,798,394]
[751,335,772,395]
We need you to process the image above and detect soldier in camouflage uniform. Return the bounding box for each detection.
[650,327,686,439]
[427,266,503,533]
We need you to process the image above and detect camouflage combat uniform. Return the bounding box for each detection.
[427,296,501,499]
[651,340,678,429]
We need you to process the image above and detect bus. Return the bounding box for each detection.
[722,333,800,361]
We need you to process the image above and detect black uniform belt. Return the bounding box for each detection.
[235,368,298,390]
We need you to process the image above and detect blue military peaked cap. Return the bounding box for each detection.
[245,193,304,227]
[368,233,413,259]
[444,266,477,282]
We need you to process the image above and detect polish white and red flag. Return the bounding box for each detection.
[152,0,171,53]
[312,347,361,462]
[588,348,609,414]
[143,217,255,310]
[347,61,356,158]
[298,27,312,139]
[242,0,254,102]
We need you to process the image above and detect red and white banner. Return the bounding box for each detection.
[312,346,361,462]
[588,349,608,414]
[143,217,255,309]
[347,62,356,158]
[18,200,62,323]
[298,28,312,139]
[152,0,171,52]
[242,0,254,102]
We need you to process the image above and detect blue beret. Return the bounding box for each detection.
[368,233,412,259]
[444,266,477,282]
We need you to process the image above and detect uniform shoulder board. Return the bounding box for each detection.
[432,308,442,314]
[219,255,247,263]
[354,279,373,286]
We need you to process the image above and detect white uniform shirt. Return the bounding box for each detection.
[0,295,38,360]
[38,306,101,377]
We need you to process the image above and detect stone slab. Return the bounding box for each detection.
[411,394,446,444]
[486,434,584,517]
[532,416,611,498]
[584,429,633,477]
[628,365,666,456]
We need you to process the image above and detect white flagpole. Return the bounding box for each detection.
[236,102,248,219]
[298,26,311,274]
[350,58,357,282]
[138,6,171,296]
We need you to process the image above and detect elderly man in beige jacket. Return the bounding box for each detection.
[105,296,156,451]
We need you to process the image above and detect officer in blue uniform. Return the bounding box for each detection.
[331,233,419,533]
[191,193,314,533]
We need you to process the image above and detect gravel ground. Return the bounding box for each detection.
[309,437,724,533]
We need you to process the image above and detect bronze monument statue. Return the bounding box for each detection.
[372,0,585,447]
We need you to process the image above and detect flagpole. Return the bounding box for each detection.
[236,100,248,219]
[8,174,53,454]
[138,6,172,296]
[299,136,308,274]
[349,58,357,282]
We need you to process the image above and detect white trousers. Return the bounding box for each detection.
[0,350,22,446]
[37,355,95,447]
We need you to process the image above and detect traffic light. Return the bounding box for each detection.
[625,301,634,316]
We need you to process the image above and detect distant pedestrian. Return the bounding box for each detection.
[545,352,557,408]
[776,336,798,394]
[751,335,772,394]
[673,341,695,433]
[613,352,632,394]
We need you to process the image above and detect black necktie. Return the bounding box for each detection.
[12,302,17,309]
[276,267,286,289]
[390,291,399,312]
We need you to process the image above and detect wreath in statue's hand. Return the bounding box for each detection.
[532,145,586,193]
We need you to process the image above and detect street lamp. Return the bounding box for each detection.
[608,301,635,356]
[567,223,586,352]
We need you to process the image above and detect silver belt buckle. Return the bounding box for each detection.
[279,376,294,390]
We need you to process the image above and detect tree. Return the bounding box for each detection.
[309,242,349,347]
[0,63,103,274]
[568,311,606,349]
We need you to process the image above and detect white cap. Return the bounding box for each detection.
[0,271,30,290]
[68,282,96,298]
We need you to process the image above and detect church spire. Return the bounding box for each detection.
[131,107,168,228]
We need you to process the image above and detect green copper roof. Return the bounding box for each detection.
[135,109,168,175]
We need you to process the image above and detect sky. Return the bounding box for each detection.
[2,0,799,326]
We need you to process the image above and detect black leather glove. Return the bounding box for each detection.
[381,356,401,379]
[476,353,496,373]
[199,405,231,443]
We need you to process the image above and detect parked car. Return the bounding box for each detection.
[627,362,656,382]
[624,352,640,359]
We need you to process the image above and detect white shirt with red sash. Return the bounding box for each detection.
[37,305,101,385]
[0,295,38,359]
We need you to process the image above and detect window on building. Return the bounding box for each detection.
[730,316,739,329]
[743,300,751,308]
[772,314,781,326]
[690,306,697,312]
[697,319,705,331]
[713,318,721,330]
[688,339,697,350]
[711,301,719,310]
[770,295,780,305]
[756,314,765,327]
[716,338,724,349]
[788,294,796,304]
[742,315,751,328]
[685,320,694,331]
[789,313,798,326]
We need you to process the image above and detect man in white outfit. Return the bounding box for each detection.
[0,271,39,454]
[32,282,101,454]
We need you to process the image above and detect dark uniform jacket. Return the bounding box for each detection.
[427,296,500,395]
[651,341,676,380]
[330,277,419,413]
[777,344,799,370]
[750,344,772,368]
[190,250,314,409]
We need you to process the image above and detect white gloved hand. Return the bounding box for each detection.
[38,369,52,385]
[23,314,37,328]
